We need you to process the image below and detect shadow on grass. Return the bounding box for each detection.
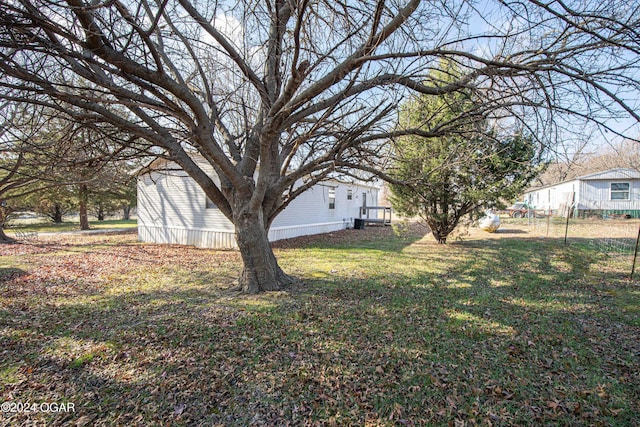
[0,267,28,281]
[0,282,286,425]
[1,232,638,426]
[274,223,430,253]
[286,235,639,423]
[494,228,528,234]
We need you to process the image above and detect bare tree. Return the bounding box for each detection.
[534,132,640,186]
[0,0,638,292]
[533,129,597,184]
[583,139,640,172]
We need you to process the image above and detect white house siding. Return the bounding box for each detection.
[555,181,579,215]
[578,179,640,211]
[137,168,237,248]
[271,183,377,228]
[524,168,640,217]
[138,163,379,248]
[526,180,576,214]
[268,182,378,242]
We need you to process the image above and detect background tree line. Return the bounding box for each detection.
[0,104,144,242]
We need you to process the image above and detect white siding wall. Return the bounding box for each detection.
[579,179,640,211]
[524,178,640,214]
[137,168,238,248]
[272,183,377,229]
[553,181,578,212]
[528,187,553,211]
[527,181,576,211]
[138,164,380,248]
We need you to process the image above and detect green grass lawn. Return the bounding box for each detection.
[0,225,638,426]
[5,219,137,233]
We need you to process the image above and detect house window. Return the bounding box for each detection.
[347,189,353,200]
[328,188,336,209]
[205,197,217,209]
[611,183,630,200]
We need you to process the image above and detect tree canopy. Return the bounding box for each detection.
[0,0,638,291]
[389,63,542,243]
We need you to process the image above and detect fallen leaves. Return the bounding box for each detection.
[1,225,639,426]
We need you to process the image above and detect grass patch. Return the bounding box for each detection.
[0,224,638,426]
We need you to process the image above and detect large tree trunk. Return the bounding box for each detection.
[52,203,64,223]
[234,207,296,294]
[122,204,131,220]
[0,208,16,244]
[427,213,465,245]
[427,218,455,244]
[79,184,90,230]
[431,230,447,244]
[0,227,16,243]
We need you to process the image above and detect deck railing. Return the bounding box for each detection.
[358,206,392,225]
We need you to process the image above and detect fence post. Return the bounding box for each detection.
[564,193,575,246]
[631,223,640,281]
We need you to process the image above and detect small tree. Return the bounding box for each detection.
[27,186,76,223]
[90,194,119,221]
[88,172,137,221]
[115,176,137,221]
[390,67,543,243]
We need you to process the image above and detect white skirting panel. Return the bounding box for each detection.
[138,225,237,249]
[139,221,347,249]
[268,221,346,242]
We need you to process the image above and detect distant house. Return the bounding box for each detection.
[523,168,640,218]
[137,158,381,249]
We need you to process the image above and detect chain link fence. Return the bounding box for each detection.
[502,211,640,279]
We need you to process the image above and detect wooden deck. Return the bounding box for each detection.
[359,206,392,225]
